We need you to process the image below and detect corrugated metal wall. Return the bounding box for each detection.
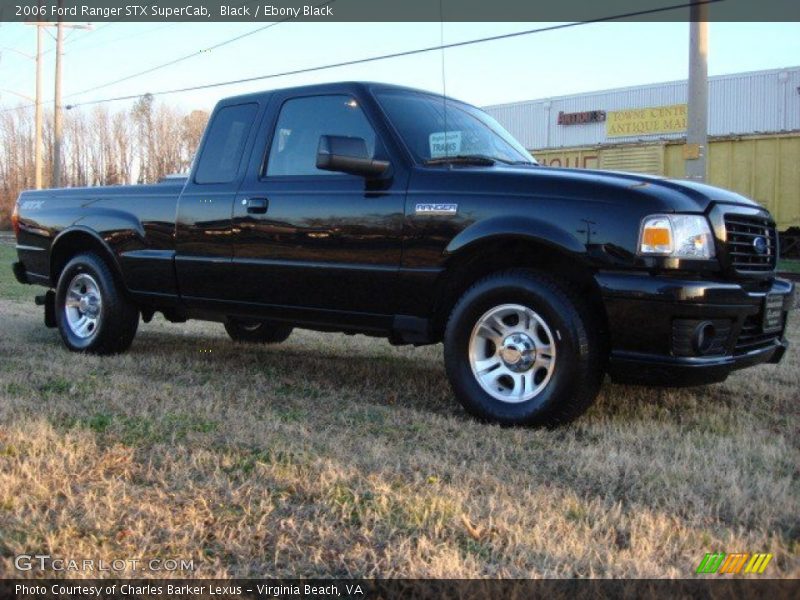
[600,146,664,173]
[664,135,800,231]
[484,67,800,149]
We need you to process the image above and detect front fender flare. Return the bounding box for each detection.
[445,215,586,258]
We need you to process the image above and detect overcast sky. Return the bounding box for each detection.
[1,21,798,113]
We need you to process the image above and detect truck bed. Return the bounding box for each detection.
[15,181,185,296]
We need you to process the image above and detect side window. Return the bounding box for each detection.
[194,103,258,184]
[266,95,377,177]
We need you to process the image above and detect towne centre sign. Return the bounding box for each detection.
[557,105,689,138]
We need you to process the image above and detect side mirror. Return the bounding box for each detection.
[316,135,390,178]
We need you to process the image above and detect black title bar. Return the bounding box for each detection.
[2,579,800,600]
[1,0,799,23]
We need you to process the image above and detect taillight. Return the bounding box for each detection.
[11,203,20,237]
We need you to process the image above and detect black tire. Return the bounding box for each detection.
[443,269,603,426]
[224,318,293,344]
[55,252,139,354]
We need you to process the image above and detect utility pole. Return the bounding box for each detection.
[34,23,43,189]
[685,0,709,181]
[2,28,43,189]
[48,9,91,188]
[12,16,90,189]
[20,17,90,189]
[53,5,64,188]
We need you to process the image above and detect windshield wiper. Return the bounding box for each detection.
[423,154,498,166]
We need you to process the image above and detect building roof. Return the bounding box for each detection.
[483,66,800,150]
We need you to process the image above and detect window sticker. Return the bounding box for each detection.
[429,131,462,158]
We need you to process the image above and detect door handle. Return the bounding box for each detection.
[244,197,268,214]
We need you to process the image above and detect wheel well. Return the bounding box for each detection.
[49,231,123,288]
[431,238,608,341]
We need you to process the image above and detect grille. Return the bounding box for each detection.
[724,214,777,273]
[734,314,780,355]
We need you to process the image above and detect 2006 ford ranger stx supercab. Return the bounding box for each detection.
[11,82,795,426]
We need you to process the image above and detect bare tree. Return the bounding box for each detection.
[182,109,209,170]
[0,97,209,227]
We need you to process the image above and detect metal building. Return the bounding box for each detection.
[483,66,800,246]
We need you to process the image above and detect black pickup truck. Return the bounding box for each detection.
[11,82,794,425]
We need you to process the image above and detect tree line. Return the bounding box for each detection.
[0,95,208,228]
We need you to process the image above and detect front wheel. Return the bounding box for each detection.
[55,253,139,354]
[224,318,293,344]
[443,269,603,426]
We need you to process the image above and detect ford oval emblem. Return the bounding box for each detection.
[752,236,768,255]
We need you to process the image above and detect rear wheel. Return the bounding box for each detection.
[224,318,293,344]
[55,253,139,354]
[443,269,603,426]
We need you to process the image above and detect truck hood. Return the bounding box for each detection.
[562,167,762,211]
[441,164,764,214]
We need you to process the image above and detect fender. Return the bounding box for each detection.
[445,215,586,259]
[50,224,129,287]
[71,207,147,241]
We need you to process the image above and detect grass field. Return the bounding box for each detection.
[779,259,800,275]
[0,241,798,578]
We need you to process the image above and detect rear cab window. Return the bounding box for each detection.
[194,103,258,184]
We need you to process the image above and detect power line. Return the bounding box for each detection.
[1,26,28,50]
[65,0,337,99]
[68,1,722,109]
[0,0,722,115]
[0,21,102,91]
[57,22,178,56]
[0,0,330,114]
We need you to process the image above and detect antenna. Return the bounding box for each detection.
[439,0,449,159]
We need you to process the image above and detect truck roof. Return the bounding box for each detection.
[219,81,455,106]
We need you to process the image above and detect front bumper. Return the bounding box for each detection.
[597,272,794,386]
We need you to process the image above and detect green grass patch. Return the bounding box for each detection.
[38,376,96,400]
[0,242,36,303]
[116,413,218,445]
[777,259,800,274]
[221,445,311,478]
[70,411,218,445]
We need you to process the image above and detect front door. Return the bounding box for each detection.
[232,93,407,316]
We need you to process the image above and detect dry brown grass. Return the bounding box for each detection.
[0,242,798,578]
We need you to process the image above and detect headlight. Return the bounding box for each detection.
[639,214,715,259]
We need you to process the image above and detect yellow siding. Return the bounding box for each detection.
[599,145,664,173]
[664,134,800,231]
[533,133,800,230]
[534,148,600,170]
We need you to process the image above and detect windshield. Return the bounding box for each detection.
[375,90,536,165]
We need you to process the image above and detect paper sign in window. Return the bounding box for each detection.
[429,131,462,158]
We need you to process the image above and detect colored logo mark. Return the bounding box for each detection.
[696,552,773,574]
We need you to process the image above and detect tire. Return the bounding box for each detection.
[443,269,603,426]
[224,318,293,344]
[55,252,139,354]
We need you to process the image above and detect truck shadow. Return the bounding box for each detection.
[13,316,788,426]
[128,328,458,418]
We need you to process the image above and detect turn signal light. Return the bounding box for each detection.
[642,226,671,248]
[640,217,673,254]
[11,203,20,237]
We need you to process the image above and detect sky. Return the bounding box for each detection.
[0,21,798,114]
